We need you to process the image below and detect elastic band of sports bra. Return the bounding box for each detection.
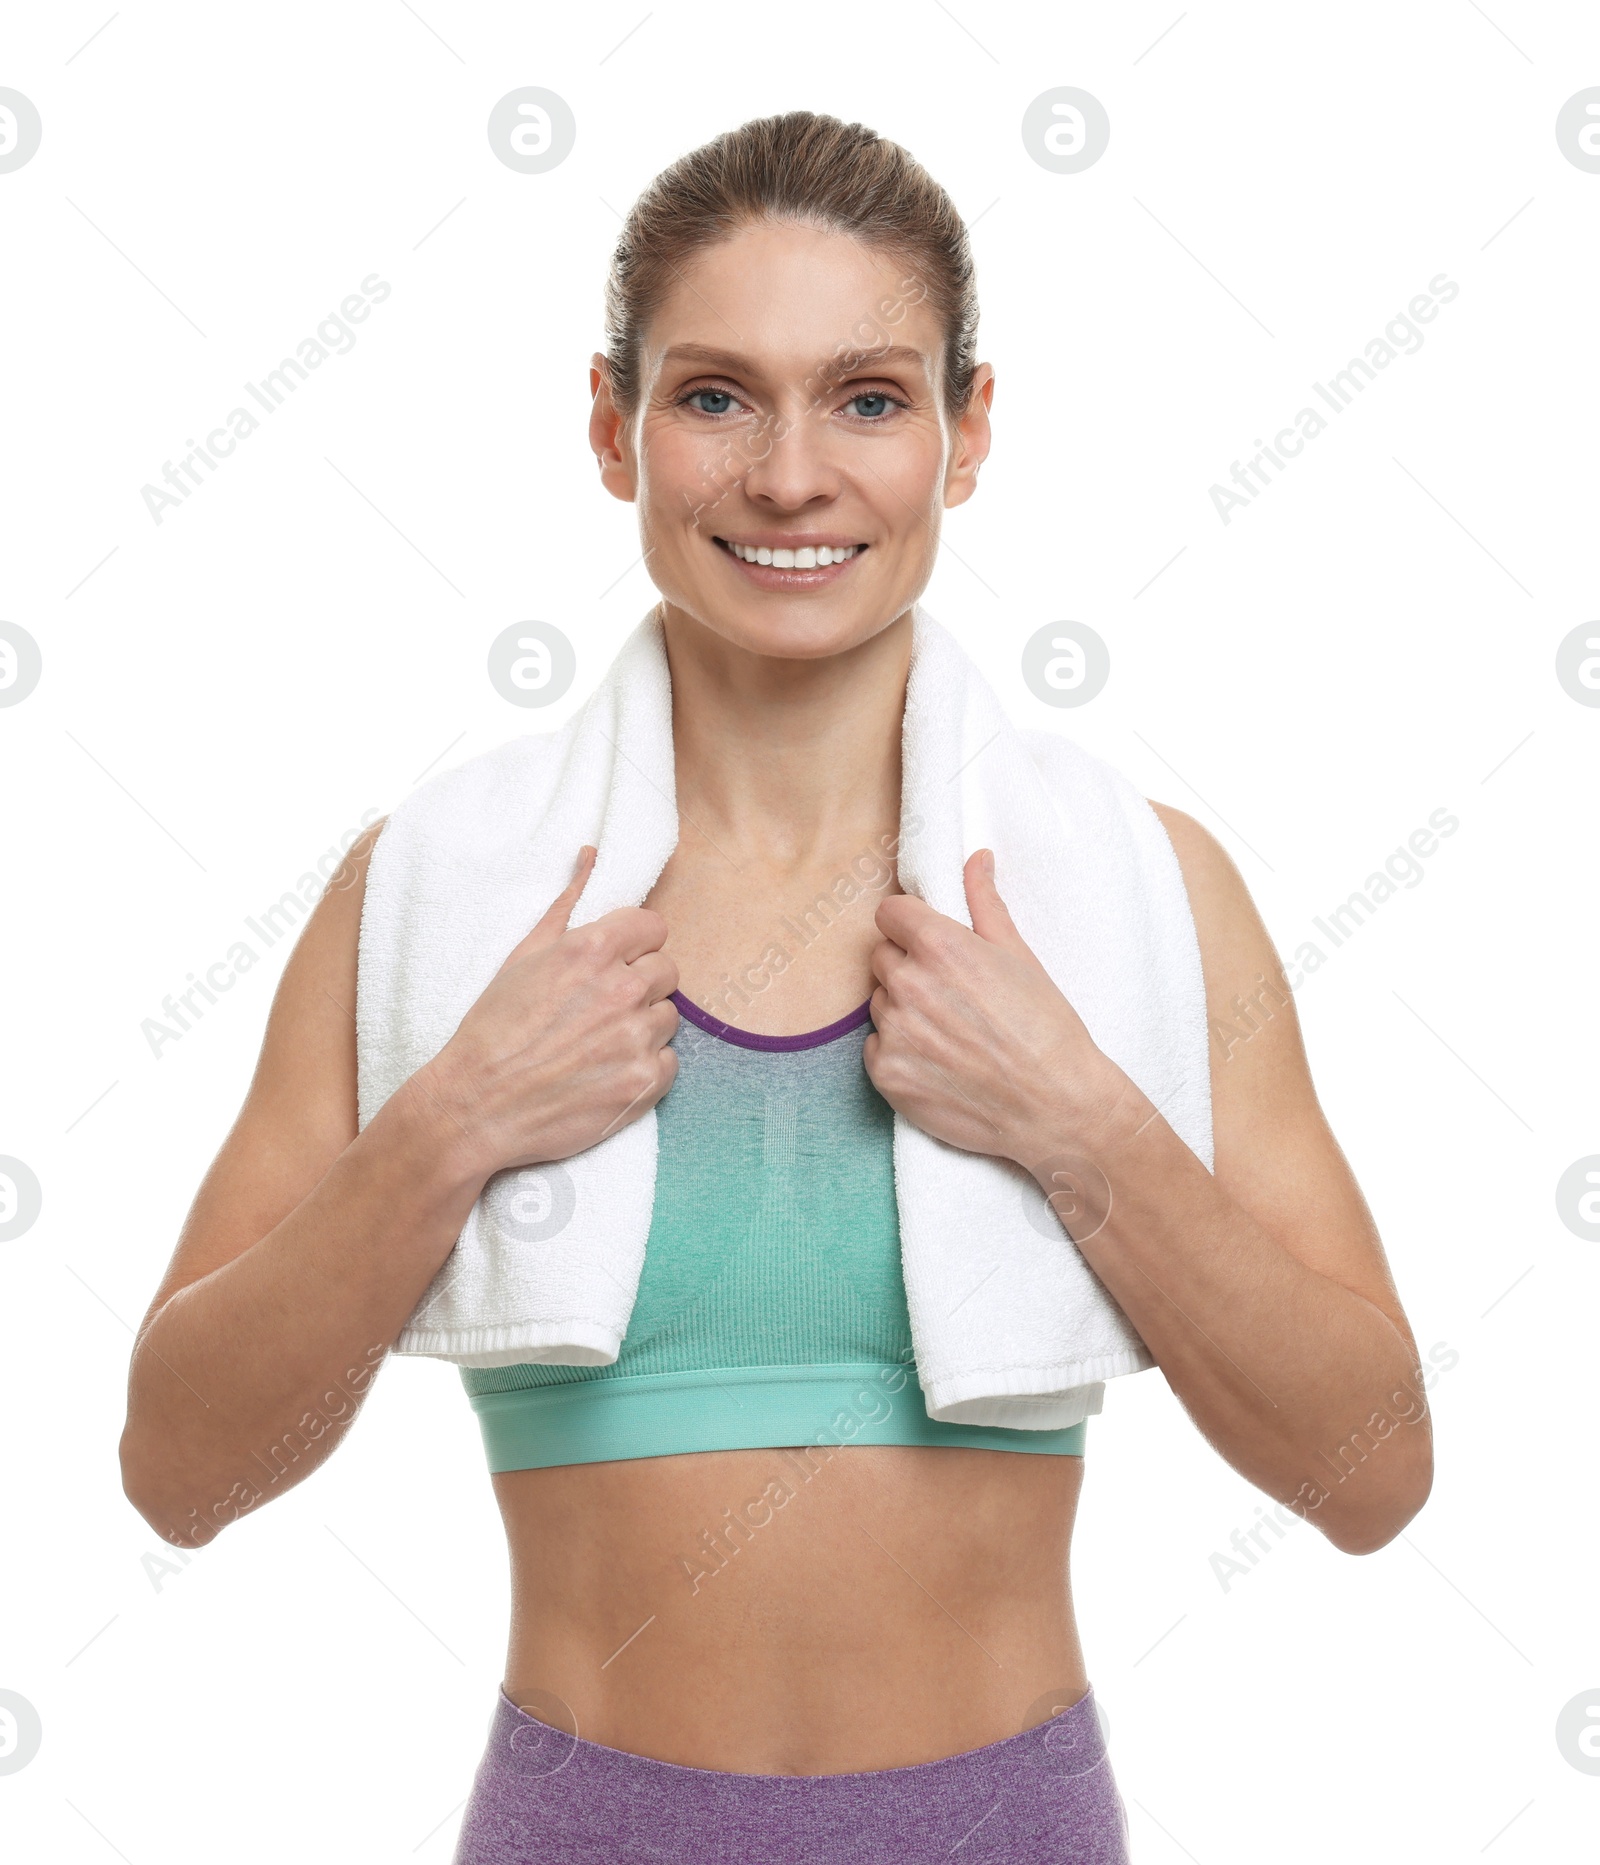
[670,989,873,1052]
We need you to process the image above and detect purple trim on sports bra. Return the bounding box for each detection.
[670,988,874,1052]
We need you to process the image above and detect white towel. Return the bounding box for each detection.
[356,601,1212,1429]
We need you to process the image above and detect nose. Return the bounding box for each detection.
[737,401,845,511]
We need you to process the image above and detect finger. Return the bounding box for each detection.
[646,993,682,1048]
[875,889,981,971]
[867,936,911,988]
[584,902,673,965]
[873,889,937,949]
[963,848,1032,954]
[596,1039,678,1141]
[503,845,597,962]
[629,947,681,1006]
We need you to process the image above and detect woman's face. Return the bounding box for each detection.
[590,218,993,662]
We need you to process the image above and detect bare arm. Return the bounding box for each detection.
[119,821,478,1546]
[864,816,1432,1557]
[1052,806,1432,1554]
[120,833,679,1547]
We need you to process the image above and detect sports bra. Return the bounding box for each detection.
[459,989,1088,1472]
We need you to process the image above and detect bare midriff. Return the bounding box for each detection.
[493,1441,1087,1776]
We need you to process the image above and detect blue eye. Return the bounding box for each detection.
[677,384,907,420]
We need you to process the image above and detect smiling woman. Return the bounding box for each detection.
[119,109,1431,1865]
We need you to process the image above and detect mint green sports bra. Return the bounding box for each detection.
[460,990,1088,1472]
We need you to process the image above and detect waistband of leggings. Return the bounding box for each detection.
[481,1680,1110,1791]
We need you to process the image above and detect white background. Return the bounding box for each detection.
[2,2,1596,1859]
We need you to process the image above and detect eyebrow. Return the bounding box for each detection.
[660,341,930,383]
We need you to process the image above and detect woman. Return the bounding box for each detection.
[120,111,1431,1860]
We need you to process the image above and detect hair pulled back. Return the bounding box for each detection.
[602,110,979,424]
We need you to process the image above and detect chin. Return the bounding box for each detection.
[673,593,904,663]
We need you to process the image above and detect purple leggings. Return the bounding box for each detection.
[452,1683,1131,1863]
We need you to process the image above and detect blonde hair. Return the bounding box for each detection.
[602,110,979,424]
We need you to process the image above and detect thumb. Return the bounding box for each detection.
[509,844,597,959]
[964,848,1031,953]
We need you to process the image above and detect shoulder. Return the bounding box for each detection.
[1143,802,1312,1111]
[1147,802,1248,916]
[1144,802,1277,980]
[1019,729,1221,904]
[1021,730,1289,1028]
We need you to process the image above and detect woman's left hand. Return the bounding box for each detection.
[862,849,1131,1169]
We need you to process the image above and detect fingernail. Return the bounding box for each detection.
[982,848,994,877]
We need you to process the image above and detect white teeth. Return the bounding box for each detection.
[726,541,858,566]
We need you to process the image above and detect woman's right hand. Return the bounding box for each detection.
[415,845,680,1181]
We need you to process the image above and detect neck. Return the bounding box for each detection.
[657,602,913,866]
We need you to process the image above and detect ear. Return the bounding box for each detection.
[589,351,637,504]
[943,363,995,512]
[963,848,1031,953]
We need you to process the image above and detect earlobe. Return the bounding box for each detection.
[942,442,975,508]
[588,367,638,502]
[943,454,984,512]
